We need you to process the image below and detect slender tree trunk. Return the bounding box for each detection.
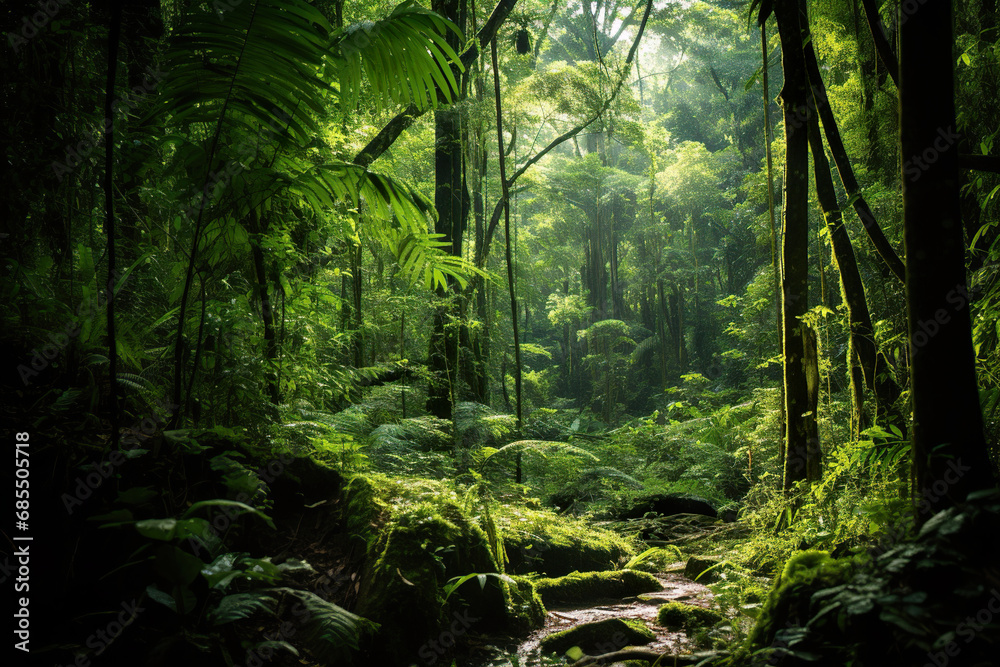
[802,43,906,283]
[105,0,124,448]
[351,240,363,367]
[802,322,822,481]
[762,23,787,468]
[427,0,466,418]
[900,0,996,517]
[657,279,669,389]
[809,116,902,437]
[250,211,279,405]
[775,0,814,492]
[492,37,523,436]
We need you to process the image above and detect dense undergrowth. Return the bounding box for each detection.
[9,353,998,667]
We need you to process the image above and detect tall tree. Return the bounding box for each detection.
[774,0,817,490]
[426,0,469,418]
[900,0,996,515]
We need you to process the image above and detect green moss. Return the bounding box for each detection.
[532,569,662,606]
[740,550,856,657]
[684,555,727,582]
[340,474,384,547]
[349,475,549,664]
[353,479,506,665]
[504,575,547,633]
[539,617,655,656]
[656,601,724,630]
[500,506,636,575]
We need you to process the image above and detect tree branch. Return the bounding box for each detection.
[569,649,726,666]
[803,38,906,283]
[475,0,654,271]
[860,0,899,88]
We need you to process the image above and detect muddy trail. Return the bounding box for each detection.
[464,569,717,666]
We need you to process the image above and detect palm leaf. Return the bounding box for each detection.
[332,2,464,112]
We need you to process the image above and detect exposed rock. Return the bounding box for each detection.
[613,493,718,520]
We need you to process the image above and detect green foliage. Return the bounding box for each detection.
[498,505,636,576]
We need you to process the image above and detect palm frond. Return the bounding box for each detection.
[332,1,464,112]
[291,164,485,291]
[630,335,660,364]
[153,0,332,149]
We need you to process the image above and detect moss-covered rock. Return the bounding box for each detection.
[539,617,655,656]
[742,550,854,652]
[504,575,547,634]
[500,506,635,575]
[533,569,662,606]
[349,477,504,665]
[684,555,723,582]
[348,476,548,665]
[656,601,724,630]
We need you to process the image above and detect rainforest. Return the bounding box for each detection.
[2,0,999,665]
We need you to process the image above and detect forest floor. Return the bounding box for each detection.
[459,546,737,667]
[513,572,713,662]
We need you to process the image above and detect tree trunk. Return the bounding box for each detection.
[426,0,466,419]
[900,0,996,517]
[762,24,787,469]
[802,43,906,283]
[808,116,901,437]
[492,37,523,431]
[775,0,814,492]
[250,221,279,405]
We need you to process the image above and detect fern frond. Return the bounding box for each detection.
[630,335,660,364]
[209,591,277,626]
[480,440,599,471]
[576,466,644,489]
[269,588,377,662]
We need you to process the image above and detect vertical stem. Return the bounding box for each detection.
[491,38,523,444]
[105,0,123,449]
[762,22,786,472]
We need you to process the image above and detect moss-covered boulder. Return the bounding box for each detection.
[539,617,655,656]
[741,549,855,654]
[501,506,635,575]
[349,476,541,665]
[684,556,726,582]
[729,493,1000,666]
[611,492,718,520]
[533,569,662,606]
[505,575,547,634]
[656,601,725,630]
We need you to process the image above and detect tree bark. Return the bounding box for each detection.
[426,0,467,419]
[900,0,996,517]
[775,0,814,492]
[808,116,901,437]
[492,37,523,432]
[802,42,906,283]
